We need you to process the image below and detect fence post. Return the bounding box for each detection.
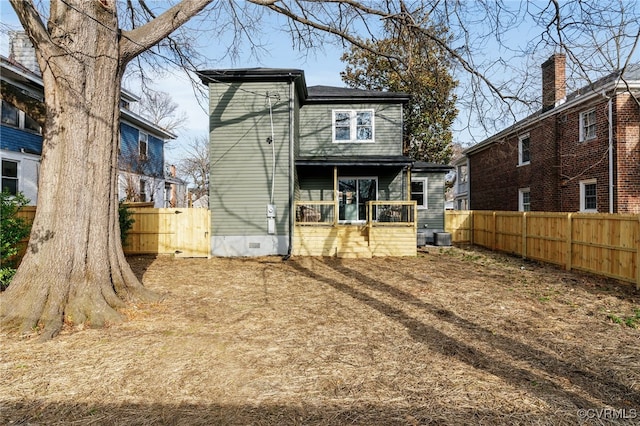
[470,211,474,245]
[492,211,497,251]
[566,213,573,271]
[637,214,640,289]
[522,212,527,259]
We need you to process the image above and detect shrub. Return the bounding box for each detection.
[0,191,31,290]
[119,202,135,245]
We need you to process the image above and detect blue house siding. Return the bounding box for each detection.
[119,122,164,177]
[0,126,42,154]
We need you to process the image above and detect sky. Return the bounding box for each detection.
[0,1,348,165]
[2,1,639,166]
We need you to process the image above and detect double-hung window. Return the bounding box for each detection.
[332,110,374,143]
[579,109,596,142]
[580,179,597,212]
[519,188,531,212]
[411,178,428,209]
[139,132,148,161]
[1,100,41,134]
[1,159,19,195]
[518,134,530,165]
[139,178,147,202]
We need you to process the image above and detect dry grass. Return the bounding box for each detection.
[1,245,639,425]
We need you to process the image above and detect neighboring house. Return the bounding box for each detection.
[199,68,451,257]
[463,53,640,213]
[412,161,453,228]
[450,155,469,210]
[1,32,181,208]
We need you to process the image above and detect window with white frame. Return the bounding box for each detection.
[518,134,530,165]
[138,132,148,160]
[139,178,147,202]
[519,188,531,212]
[580,179,597,212]
[1,159,19,195]
[411,178,428,209]
[332,110,374,143]
[579,109,596,142]
[1,100,41,134]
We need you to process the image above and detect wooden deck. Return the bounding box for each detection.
[293,224,417,258]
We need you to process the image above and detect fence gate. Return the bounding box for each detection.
[125,208,211,258]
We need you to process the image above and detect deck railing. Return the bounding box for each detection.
[294,200,417,227]
[294,201,336,225]
[367,201,417,227]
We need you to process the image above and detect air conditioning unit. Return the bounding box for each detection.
[434,232,452,246]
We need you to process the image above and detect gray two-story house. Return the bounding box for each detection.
[200,68,450,257]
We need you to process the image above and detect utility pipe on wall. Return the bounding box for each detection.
[608,96,614,214]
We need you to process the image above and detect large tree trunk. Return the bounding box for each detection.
[0,1,160,340]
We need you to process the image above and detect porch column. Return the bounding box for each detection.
[334,166,338,226]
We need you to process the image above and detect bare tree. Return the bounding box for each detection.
[0,0,638,340]
[178,135,209,202]
[134,90,188,133]
[0,0,213,340]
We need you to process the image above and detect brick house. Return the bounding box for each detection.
[463,54,640,213]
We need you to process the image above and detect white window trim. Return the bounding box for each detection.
[579,109,596,142]
[411,178,429,209]
[1,100,41,134]
[1,158,20,195]
[139,177,148,202]
[579,179,598,212]
[139,131,149,161]
[332,109,375,144]
[518,134,530,166]
[518,187,530,212]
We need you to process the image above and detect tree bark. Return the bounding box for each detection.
[0,0,161,340]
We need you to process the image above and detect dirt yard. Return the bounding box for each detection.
[1,245,639,425]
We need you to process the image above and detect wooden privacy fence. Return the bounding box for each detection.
[15,207,211,258]
[445,210,640,289]
[125,208,210,257]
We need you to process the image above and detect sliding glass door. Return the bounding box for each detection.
[338,177,377,222]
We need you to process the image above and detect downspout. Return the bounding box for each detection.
[284,76,295,260]
[608,96,614,213]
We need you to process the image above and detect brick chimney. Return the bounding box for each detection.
[541,53,566,112]
[9,31,40,75]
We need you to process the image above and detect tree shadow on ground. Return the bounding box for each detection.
[126,255,158,282]
[437,245,640,302]
[0,400,582,425]
[288,258,640,413]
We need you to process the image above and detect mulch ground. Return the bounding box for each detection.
[1,245,639,425]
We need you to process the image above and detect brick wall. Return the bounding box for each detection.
[556,98,611,212]
[615,93,640,213]
[468,91,640,213]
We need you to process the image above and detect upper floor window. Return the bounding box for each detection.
[332,110,374,143]
[519,188,531,212]
[411,178,428,209]
[518,134,530,165]
[580,179,597,212]
[579,109,596,142]
[1,100,41,134]
[1,159,19,195]
[139,132,148,161]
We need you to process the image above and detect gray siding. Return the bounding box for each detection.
[299,103,403,157]
[209,81,292,237]
[413,172,447,230]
